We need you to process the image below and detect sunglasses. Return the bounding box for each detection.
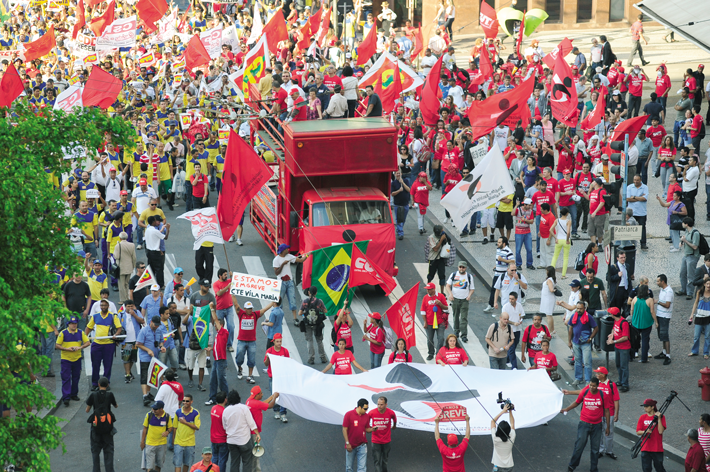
[177,272,184,275]
[150,204,157,207]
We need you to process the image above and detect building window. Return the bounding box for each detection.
[511,0,527,11]
[545,0,561,23]
[610,0,625,22]
[577,0,593,22]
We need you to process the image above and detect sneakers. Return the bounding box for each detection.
[246,376,256,384]
[206,359,211,369]
[669,248,679,253]
[136,244,143,250]
[179,364,187,370]
[459,230,469,237]
[571,379,583,387]
[70,395,81,401]
[143,396,152,407]
[125,375,132,384]
[262,368,268,374]
[293,318,300,327]
[228,346,234,352]
[237,239,243,246]
[663,357,672,365]
[281,414,288,423]
[506,363,512,369]
[537,252,541,258]
[205,399,215,406]
[237,370,244,380]
[426,354,434,361]
[275,412,282,419]
[653,352,666,360]
[188,381,194,388]
[483,305,493,313]
[482,238,489,244]
[461,336,468,343]
[197,384,206,391]
[526,265,536,270]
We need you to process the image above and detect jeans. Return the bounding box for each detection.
[576,198,590,232]
[209,359,229,401]
[572,342,593,382]
[639,326,652,361]
[641,451,666,472]
[489,356,507,369]
[269,378,287,414]
[515,232,533,267]
[635,215,647,246]
[83,241,98,259]
[216,307,236,348]
[660,166,672,196]
[451,298,469,337]
[692,323,710,356]
[135,225,144,247]
[673,120,684,150]
[535,214,541,252]
[39,331,56,374]
[372,442,391,472]
[670,228,681,249]
[394,204,409,237]
[637,156,648,184]
[211,442,229,472]
[599,416,615,454]
[305,324,327,362]
[562,204,578,235]
[615,347,630,388]
[507,331,521,369]
[370,351,385,369]
[158,347,179,370]
[425,324,445,356]
[185,181,193,211]
[280,279,297,312]
[345,443,367,472]
[235,340,256,369]
[680,254,700,296]
[568,421,602,472]
[228,438,255,472]
[90,429,115,472]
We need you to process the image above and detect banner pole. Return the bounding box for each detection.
[222,242,232,272]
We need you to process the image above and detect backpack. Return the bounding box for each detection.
[148,411,171,432]
[490,321,512,342]
[524,324,550,351]
[699,120,707,140]
[693,229,710,255]
[383,326,395,350]
[88,391,115,434]
[305,298,325,327]
[574,250,588,271]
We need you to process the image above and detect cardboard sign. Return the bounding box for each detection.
[147,357,168,390]
[440,405,467,422]
[230,272,282,301]
[86,189,101,199]
[468,142,488,167]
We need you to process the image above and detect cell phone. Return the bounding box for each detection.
[689,319,694,325]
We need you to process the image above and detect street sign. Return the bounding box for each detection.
[604,244,611,265]
[611,225,642,241]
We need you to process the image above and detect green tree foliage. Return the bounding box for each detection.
[0,104,135,470]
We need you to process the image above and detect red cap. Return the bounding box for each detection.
[425,282,436,290]
[418,172,427,178]
[451,115,460,121]
[273,333,283,340]
[641,399,657,407]
[297,61,304,67]
[593,366,608,375]
[571,65,578,70]
[607,307,620,316]
[563,168,572,174]
[618,66,625,73]
[139,178,148,185]
[120,190,128,195]
[447,434,458,446]
[250,385,262,398]
[700,64,705,69]
[369,312,382,320]
[109,167,116,172]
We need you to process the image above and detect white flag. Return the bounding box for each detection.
[247,2,263,44]
[54,85,84,112]
[176,207,225,250]
[96,16,137,50]
[440,143,516,230]
[200,25,223,59]
[134,265,158,291]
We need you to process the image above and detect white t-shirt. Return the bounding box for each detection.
[104,176,123,203]
[590,45,602,63]
[565,290,582,322]
[145,225,166,251]
[273,254,297,281]
[132,186,158,215]
[420,55,437,77]
[657,286,674,319]
[683,166,700,192]
[501,301,525,333]
[123,311,138,343]
[448,271,474,299]
[447,85,465,108]
[493,126,509,151]
[494,273,527,303]
[626,145,639,166]
[491,429,516,468]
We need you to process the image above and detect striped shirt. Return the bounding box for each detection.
[495,246,515,274]
[697,427,710,471]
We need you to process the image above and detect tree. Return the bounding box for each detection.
[0,103,135,470]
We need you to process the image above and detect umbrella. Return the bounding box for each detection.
[497,7,524,37]
[524,9,549,36]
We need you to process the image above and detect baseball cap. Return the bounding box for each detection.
[150,284,160,291]
[173,267,183,274]
[700,64,705,69]
[451,115,460,122]
[289,87,300,95]
[200,278,211,287]
[569,279,581,287]
[249,385,261,397]
[120,190,128,195]
[151,400,165,410]
[418,171,427,178]
[607,307,621,316]
[612,90,620,96]
[523,198,532,204]
[425,282,436,290]
[563,168,572,174]
[109,167,116,172]
[93,259,102,265]
[369,312,382,320]
[273,333,283,340]
[593,366,608,375]
[594,177,604,186]
[346,52,352,58]
[447,434,458,446]
[571,65,578,70]
[139,178,148,185]
[277,244,290,253]
[641,399,657,407]
[68,316,79,324]
[244,301,254,309]
[151,315,161,324]
[458,261,467,268]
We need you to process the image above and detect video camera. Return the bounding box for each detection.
[496,392,515,411]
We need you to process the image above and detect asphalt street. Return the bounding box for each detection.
[48,200,685,472]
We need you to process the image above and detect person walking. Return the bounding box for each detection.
[209,392,229,472]
[608,251,631,310]
[298,286,328,365]
[113,232,136,302]
[561,377,611,472]
[56,316,90,407]
[86,376,117,472]
[627,174,649,249]
[520,314,551,367]
[690,279,710,358]
[491,404,515,472]
[223,389,260,472]
[137,315,166,406]
[636,399,667,472]
[502,292,525,370]
[435,413,470,471]
[263,333,290,422]
[85,300,123,390]
[568,301,599,387]
[654,274,674,365]
[141,400,173,472]
[627,15,649,67]
[245,385,279,472]
[206,302,229,407]
[606,307,631,392]
[679,217,701,300]
[630,284,658,363]
[145,215,170,289]
[154,369,182,452]
[425,225,451,294]
[538,203,556,269]
[445,261,475,343]
[188,447,219,472]
[213,268,236,352]
[421,282,449,361]
[486,312,514,370]
[233,298,276,383]
[540,266,558,335]
[172,393,200,472]
[513,198,536,270]
[343,399,373,472]
[391,170,410,240]
[485,238,516,312]
[492,263,528,311]
[550,207,572,278]
[594,367,620,460]
[369,396,397,472]
[273,244,308,326]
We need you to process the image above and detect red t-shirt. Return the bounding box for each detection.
[237,309,262,342]
[246,398,269,433]
[210,404,227,443]
[557,179,576,207]
[275,87,288,110]
[691,114,703,138]
[388,351,413,363]
[323,74,343,90]
[366,324,386,355]
[420,293,448,326]
[589,188,608,215]
[539,213,555,239]
[544,176,559,194]
[646,125,666,147]
[658,147,676,168]
[213,326,228,361]
[534,352,557,376]
[292,97,308,121]
[627,73,647,97]
[437,438,468,472]
[522,324,550,358]
[576,386,611,424]
[441,149,461,172]
[613,318,631,350]
[334,320,353,348]
[191,174,206,198]
[575,172,594,196]
[410,181,430,207]
[369,408,397,444]
[343,409,370,447]
[685,442,705,472]
[666,183,682,203]
[655,74,671,97]
[264,346,290,378]
[213,279,233,310]
[531,190,556,216]
[686,76,697,99]
[607,68,619,86]
[556,146,574,174]
[597,380,620,416]
[436,347,469,365]
[637,414,666,452]
[331,350,355,375]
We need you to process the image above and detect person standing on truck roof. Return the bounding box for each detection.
[411,172,433,234]
[365,85,383,117]
[273,244,309,326]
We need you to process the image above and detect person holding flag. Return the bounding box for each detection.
[185,279,216,392]
[421,282,449,361]
[136,315,166,406]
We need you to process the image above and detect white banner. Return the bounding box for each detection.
[247,2,263,44]
[54,85,84,112]
[441,143,516,230]
[177,207,224,250]
[96,16,137,50]
[229,272,282,301]
[151,9,178,45]
[221,24,239,50]
[200,26,223,59]
[270,356,562,434]
[74,32,96,58]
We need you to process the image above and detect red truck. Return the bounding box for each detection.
[249,94,398,285]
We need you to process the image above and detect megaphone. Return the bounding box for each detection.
[252,442,265,458]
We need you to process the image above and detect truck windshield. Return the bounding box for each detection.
[311,201,392,227]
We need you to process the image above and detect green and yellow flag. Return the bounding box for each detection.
[310,241,368,317]
[192,306,211,349]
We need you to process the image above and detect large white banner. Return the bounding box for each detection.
[229,272,282,301]
[441,143,516,230]
[151,9,178,45]
[270,356,562,434]
[221,24,240,50]
[54,85,84,112]
[74,32,96,59]
[177,207,224,250]
[200,26,223,59]
[96,16,137,50]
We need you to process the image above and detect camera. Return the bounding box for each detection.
[496,392,515,411]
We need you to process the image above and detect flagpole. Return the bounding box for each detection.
[222,242,232,272]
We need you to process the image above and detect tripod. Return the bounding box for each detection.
[631,390,691,459]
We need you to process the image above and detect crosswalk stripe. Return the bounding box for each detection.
[165,253,177,274]
[412,263,490,367]
[387,279,435,365]
[242,256,303,365]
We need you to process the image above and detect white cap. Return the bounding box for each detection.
[244,301,254,309]
[523,198,532,204]
[150,284,160,291]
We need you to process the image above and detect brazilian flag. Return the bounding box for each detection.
[0,0,9,22]
[192,306,211,349]
[310,241,369,317]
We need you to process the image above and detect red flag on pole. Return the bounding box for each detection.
[515,13,525,57]
[349,244,396,295]
[296,21,311,51]
[185,35,211,71]
[0,64,25,108]
[263,8,289,54]
[479,2,499,39]
[317,7,332,47]
[374,62,403,115]
[356,23,377,66]
[542,37,574,70]
[72,0,86,40]
[478,43,494,81]
[385,283,419,349]
[411,26,424,58]
[466,76,536,140]
[82,66,123,109]
[89,1,115,38]
[580,88,607,130]
[610,115,648,143]
[23,26,56,62]
[549,51,579,127]
[419,54,444,126]
[178,4,191,32]
[216,130,273,241]
[135,0,168,32]
[306,6,322,36]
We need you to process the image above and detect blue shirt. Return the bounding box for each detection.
[141,295,163,320]
[267,307,284,340]
[136,324,164,362]
[497,84,515,94]
[634,137,654,159]
[569,313,598,345]
[626,183,649,216]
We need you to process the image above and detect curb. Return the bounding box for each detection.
[423,210,687,466]
[38,357,89,429]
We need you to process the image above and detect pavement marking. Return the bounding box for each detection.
[387,278,436,365]
[165,253,177,274]
[412,263,490,367]
[242,256,303,365]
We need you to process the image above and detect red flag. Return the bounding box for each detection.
[515,13,525,57]
[466,76,536,140]
[580,88,607,130]
[296,21,310,51]
[479,43,493,81]
[136,0,168,32]
[306,7,322,36]
[479,2,499,39]
[89,1,115,38]
[411,26,424,58]
[356,23,377,66]
[316,7,331,47]
[549,51,579,127]
[216,130,272,240]
[610,115,648,143]
[0,64,25,108]
[349,245,396,295]
[185,35,211,71]
[419,54,444,126]
[374,62,403,115]
[72,0,86,40]
[82,66,122,109]
[262,8,289,54]
[178,4,191,32]
[385,283,419,349]
[542,37,574,70]
[23,25,56,62]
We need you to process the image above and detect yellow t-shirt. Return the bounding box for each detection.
[87,311,121,344]
[158,154,172,182]
[172,408,201,446]
[106,222,123,254]
[498,193,515,213]
[72,211,99,243]
[185,152,208,177]
[139,208,167,225]
[57,329,90,362]
[86,269,109,301]
[205,140,220,165]
[143,411,171,446]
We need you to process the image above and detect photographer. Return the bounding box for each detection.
[298,287,327,365]
[491,404,515,472]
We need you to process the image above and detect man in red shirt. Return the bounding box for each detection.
[538,203,556,270]
[588,178,608,247]
[685,69,698,101]
[286,87,308,122]
[420,282,449,361]
[263,333,290,422]
[575,162,594,233]
[684,428,705,472]
[594,367,620,459]
[646,117,666,176]
[636,399,667,471]
[561,377,611,472]
[369,396,397,472]
[209,391,229,472]
[624,66,648,118]
[556,169,578,238]
[520,314,551,366]
[213,269,235,352]
[689,105,704,151]
[654,65,672,112]
[434,413,470,472]
[190,163,209,208]
[531,179,557,256]
[233,299,277,384]
[246,385,279,435]
[323,65,343,91]
[206,302,229,406]
[343,399,373,472]
[605,307,630,392]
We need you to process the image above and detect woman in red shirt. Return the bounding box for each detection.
[388,338,413,363]
[436,334,469,366]
[363,313,386,368]
[410,172,432,234]
[322,339,368,375]
[334,301,354,353]
[657,135,676,198]
[530,339,558,377]
[636,399,666,468]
